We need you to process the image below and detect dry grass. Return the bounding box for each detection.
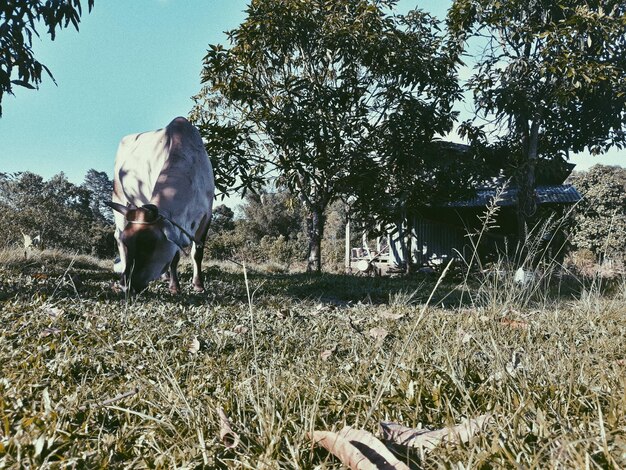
[0,248,625,468]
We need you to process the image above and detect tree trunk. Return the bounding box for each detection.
[404,219,413,275]
[344,218,351,273]
[398,211,413,275]
[307,207,326,273]
[516,120,540,249]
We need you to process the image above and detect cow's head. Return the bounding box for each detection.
[107,202,180,292]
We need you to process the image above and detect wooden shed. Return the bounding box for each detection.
[346,183,581,273]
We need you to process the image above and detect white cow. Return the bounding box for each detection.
[107,117,215,294]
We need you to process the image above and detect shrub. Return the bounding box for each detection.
[568,165,626,260]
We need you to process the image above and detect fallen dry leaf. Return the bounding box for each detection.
[217,407,240,449]
[500,318,529,330]
[233,324,249,335]
[368,327,388,342]
[40,327,61,338]
[320,345,337,361]
[310,426,409,470]
[380,414,492,452]
[43,306,63,319]
[457,329,473,344]
[187,336,200,354]
[276,308,293,319]
[338,427,410,469]
[379,312,405,320]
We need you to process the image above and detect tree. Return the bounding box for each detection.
[82,169,113,223]
[0,0,94,115]
[191,0,460,272]
[0,172,92,251]
[204,191,308,266]
[447,0,626,241]
[240,190,305,242]
[210,204,235,234]
[568,164,626,259]
[0,171,115,256]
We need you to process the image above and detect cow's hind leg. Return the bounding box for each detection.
[191,216,211,293]
[191,241,205,292]
[168,251,181,294]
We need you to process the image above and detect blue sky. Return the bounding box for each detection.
[0,0,622,198]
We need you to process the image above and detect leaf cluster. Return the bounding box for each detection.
[0,171,114,257]
[0,0,94,115]
[568,164,626,258]
[191,0,462,221]
[448,0,626,155]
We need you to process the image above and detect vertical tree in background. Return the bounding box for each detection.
[191,0,459,272]
[82,169,113,223]
[0,0,95,115]
[447,0,626,241]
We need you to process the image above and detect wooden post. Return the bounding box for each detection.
[345,219,351,272]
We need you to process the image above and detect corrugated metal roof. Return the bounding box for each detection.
[447,184,581,208]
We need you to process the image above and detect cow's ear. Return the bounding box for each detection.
[106,201,129,216]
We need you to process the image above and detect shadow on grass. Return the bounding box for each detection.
[201,266,445,306]
[2,258,448,306]
[1,252,594,307]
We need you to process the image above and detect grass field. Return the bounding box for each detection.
[1,249,625,468]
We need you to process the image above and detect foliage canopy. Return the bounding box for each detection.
[0,171,114,257]
[448,0,626,235]
[568,164,626,259]
[0,0,94,115]
[191,0,461,271]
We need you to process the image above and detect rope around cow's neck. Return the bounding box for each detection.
[127,215,203,249]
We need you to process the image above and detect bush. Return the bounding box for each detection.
[204,191,346,271]
[568,165,626,261]
[566,248,625,280]
[0,172,115,256]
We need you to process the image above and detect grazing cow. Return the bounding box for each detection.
[107,117,214,294]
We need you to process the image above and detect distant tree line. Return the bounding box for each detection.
[0,165,622,271]
[0,170,114,257]
[0,169,350,270]
[205,191,347,271]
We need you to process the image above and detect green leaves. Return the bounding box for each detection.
[569,165,626,258]
[191,0,463,271]
[0,171,113,256]
[191,0,460,229]
[448,0,626,155]
[0,0,95,116]
[447,0,625,238]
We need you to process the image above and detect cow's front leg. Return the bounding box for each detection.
[168,251,181,294]
[191,241,205,292]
